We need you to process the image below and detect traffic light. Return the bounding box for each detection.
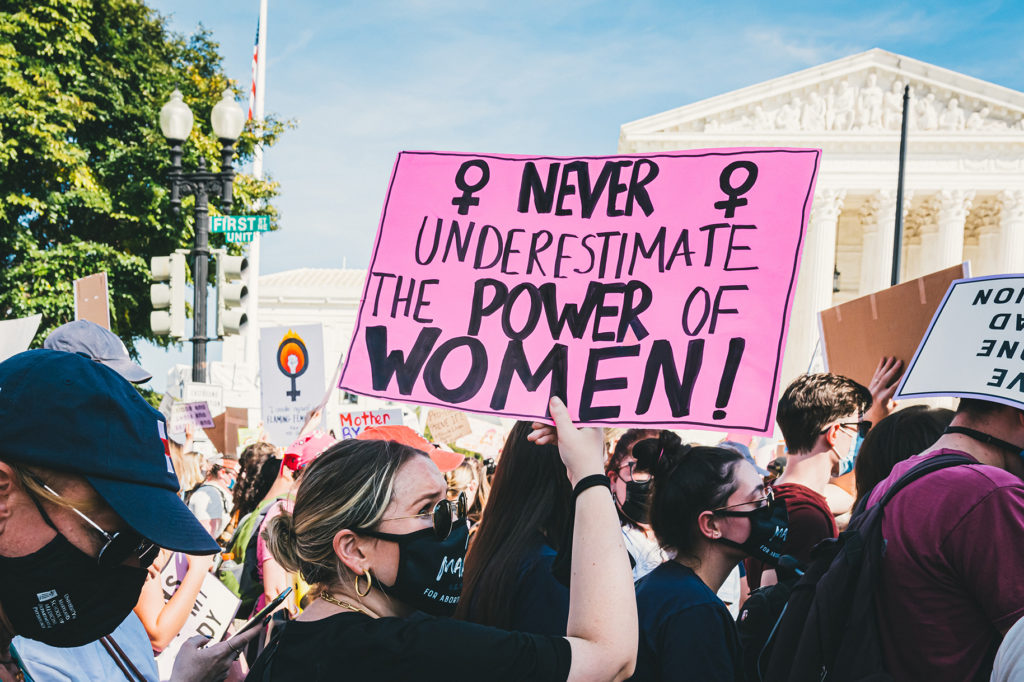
[215,249,249,336]
[150,252,187,338]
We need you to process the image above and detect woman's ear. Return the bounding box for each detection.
[695,510,721,541]
[332,529,372,575]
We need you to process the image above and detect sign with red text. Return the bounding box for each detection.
[339,149,820,432]
[337,408,404,439]
[896,274,1024,409]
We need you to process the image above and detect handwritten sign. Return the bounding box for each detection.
[337,408,404,439]
[183,382,225,416]
[426,408,472,444]
[155,553,241,679]
[260,324,325,446]
[896,275,1024,409]
[166,401,215,434]
[339,149,819,431]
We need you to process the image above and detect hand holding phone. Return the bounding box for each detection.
[228,586,292,640]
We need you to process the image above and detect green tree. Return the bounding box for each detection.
[0,0,290,355]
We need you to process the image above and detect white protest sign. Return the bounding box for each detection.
[183,382,225,416]
[337,408,404,439]
[165,401,215,434]
[896,275,1024,409]
[260,325,325,446]
[155,554,241,680]
[0,314,41,363]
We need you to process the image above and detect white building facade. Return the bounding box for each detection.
[619,48,1024,386]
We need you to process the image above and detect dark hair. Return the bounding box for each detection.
[264,439,424,587]
[957,397,1012,419]
[776,373,873,453]
[853,405,953,508]
[642,432,745,559]
[607,428,661,474]
[232,442,281,518]
[456,421,572,628]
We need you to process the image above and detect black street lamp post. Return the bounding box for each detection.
[160,89,245,382]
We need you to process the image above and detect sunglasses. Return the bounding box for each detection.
[616,460,651,483]
[711,487,775,516]
[25,472,159,569]
[364,492,468,541]
[821,420,872,439]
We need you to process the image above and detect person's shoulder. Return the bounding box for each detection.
[636,562,719,607]
[879,449,1024,502]
[774,482,831,515]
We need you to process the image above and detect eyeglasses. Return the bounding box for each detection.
[25,472,159,569]
[366,492,467,541]
[616,460,651,483]
[821,420,872,439]
[711,487,774,516]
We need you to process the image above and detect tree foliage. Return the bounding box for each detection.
[0,0,291,355]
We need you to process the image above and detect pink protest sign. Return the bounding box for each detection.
[340,149,820,432]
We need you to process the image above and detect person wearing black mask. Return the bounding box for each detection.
[0,350,258,682]
[249,397,638,681]
[628,432,789,682]
[606,429,663,580]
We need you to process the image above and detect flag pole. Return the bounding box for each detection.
[891,85,910,286]
[244,0,268,374]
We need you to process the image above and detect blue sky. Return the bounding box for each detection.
[140,0,1024,388]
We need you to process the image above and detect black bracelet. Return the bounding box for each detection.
[573,474,611,500]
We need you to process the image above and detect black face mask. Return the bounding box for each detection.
[0,533,149,647]
[715,497,790,566]
[621,480,651,525]
[366,521,469,616]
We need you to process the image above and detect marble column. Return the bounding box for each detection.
[934,189,974,271]
[998,190,1024,274]
[782,189,845,384]
[858,190,899,294]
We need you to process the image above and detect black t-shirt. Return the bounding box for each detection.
[629,561,742,682]
[245,610,572,681]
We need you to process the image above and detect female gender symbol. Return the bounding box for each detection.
[277,331,309,402]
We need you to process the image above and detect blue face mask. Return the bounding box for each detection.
[838,433,863,476]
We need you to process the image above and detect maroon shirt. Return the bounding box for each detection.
[867,449,1024,681]
[746,482,837,590]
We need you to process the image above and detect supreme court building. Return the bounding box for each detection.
[620,48,1024,385]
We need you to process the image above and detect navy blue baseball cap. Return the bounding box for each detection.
[0,349,219,554]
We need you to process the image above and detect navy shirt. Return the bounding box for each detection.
[630,561,742,682]
[509,538,570,636]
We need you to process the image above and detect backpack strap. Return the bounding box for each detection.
[877,452,976,509]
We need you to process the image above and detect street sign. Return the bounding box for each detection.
[226,232,255,243]
[210,215,271,234]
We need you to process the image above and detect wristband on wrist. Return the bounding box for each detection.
[572,474,611,501]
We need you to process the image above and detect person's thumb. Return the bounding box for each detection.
[182,634,211,652]
[548,396,572,431]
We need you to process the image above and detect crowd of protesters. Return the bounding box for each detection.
[0,318,1023,681]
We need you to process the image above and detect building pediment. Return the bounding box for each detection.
[621,49,1024,141]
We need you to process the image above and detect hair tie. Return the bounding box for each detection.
[657,448,665,464]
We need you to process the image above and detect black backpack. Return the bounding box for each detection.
[746,453,973,682]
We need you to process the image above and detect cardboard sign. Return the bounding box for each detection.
[337,408,404,439]
[155,554,241,679]
[426,408,472,444]
[896,274,1024,409]
[73,272,110,329]
[260,324,325,446]
[183,382,225,417]
[339,149,820,431]
[204,407,249,456]
[818,264,968,387]
[0,314,41,363]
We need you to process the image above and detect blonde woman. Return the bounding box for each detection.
[248,397,637,681]
[445,457,489,529]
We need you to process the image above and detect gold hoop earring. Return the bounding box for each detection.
[354,569,372,597]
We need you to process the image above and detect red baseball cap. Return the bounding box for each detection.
[282,431,337,473]
[356,425,465,473]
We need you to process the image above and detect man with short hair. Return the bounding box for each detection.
[0,349,254,681]
[746,372,872,589]
[868,397,1024,681]
[187,455,238,540]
